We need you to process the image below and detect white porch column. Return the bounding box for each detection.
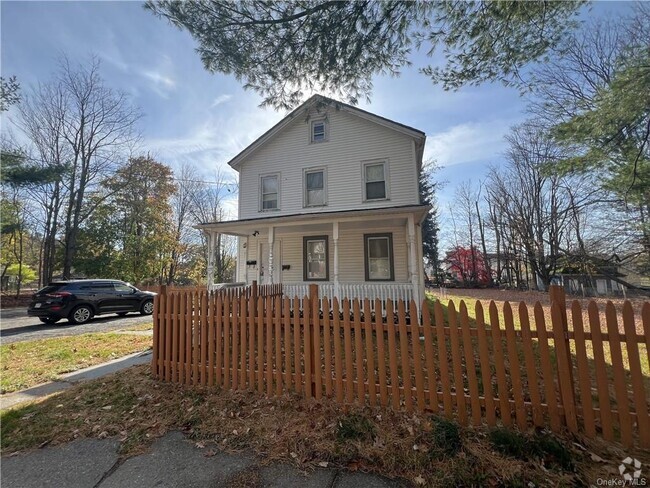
[407,215,419,311]
[333,221,340,299]
[206,230,216,290]
[416,223,425,306]
[268,226,275,284]
[244,236,250,284]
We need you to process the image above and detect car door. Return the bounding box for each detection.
[112,282,141,311]
[91,283,119,313]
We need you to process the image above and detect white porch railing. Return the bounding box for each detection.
[283,282,414,303]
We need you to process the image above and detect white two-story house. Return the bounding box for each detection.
[198,95,430,304]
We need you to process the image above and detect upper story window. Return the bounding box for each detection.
[311,120,327,143]
[260,174,279,211]
[363,161,388,201]
[304,168,326,207]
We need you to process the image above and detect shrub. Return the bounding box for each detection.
[336,413,375,442]
[428,416,462,458]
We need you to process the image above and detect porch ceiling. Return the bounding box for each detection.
[196,204,430,237]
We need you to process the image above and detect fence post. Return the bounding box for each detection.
[549,285,577,431]
[309,283,319,397]
[153,285,167,378]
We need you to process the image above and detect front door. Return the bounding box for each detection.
[259,240,282,285]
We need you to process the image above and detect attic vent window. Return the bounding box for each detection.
[311,120,326,143]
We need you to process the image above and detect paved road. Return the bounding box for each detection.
[0,308,153,344]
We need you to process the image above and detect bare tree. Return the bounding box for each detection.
[18,56,141,279]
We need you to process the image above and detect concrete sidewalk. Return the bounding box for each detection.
[0,350,152,410]
[1,431,407,487]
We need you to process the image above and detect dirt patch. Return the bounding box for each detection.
[2,365,648,487]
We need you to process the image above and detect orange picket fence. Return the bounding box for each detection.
[151,285,650,448]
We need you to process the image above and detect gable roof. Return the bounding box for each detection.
[227,94,426,170]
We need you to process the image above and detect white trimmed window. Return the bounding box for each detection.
[363,162,388,200]
[304,168,326,207]
[364,233,394,281]
[260,174,279,211]
[311,120,327,143]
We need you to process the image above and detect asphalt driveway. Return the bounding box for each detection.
[0,308,153,344]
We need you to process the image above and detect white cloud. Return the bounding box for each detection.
[211,94,233,108]
[424,119,514,167]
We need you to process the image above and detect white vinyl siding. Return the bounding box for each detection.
[238,109,419,219]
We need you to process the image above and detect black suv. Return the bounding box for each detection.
[28,280,156,325]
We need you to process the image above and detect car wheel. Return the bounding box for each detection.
[117,312,128,317]
[69,305,93,324]
[39,317,60,325]
[140,299,154,316]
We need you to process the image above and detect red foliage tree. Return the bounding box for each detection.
[445,246,490,286]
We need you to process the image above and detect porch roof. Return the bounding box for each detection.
[196,204,431,236]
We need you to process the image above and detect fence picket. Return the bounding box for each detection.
[323,297,333,397]
[240,295,247,388]
[185,292,191,382]
[178,291,186,384]
[283,297,291,391]
[223,294,231,390]
[215,294,223,386]
[257,296,264,394]
[364,299,377,407]
[375,298,388,408]
[397,300,413,412]
[343,299,354,404]
[448,301,466,424]
[304,295,313,398]
[605,302,633,446]
[353,299,365,405]
[459,301,481,425]
[490,301,511,426]
[248,294,256,389]
[588,302,613,440]
[504,302,526,430]
[519,302,542,428]
[551,302,578,433]
[275,295,282,397]
[421,302,436,413]
[535,303,560,432]
[571,301,595,437]
[152,291,160,377]
[313,295,322,400]
[171,292,178,382]
[386,300,400,411]
[475,302,495,426]
[209,294,218,387]
[266,296,273,396]
[622,301,649,448]
[293,297,301,393]
[333,298,344,403]
[232,294,239,390]
[433,300,453,418]
[410,299,426,412]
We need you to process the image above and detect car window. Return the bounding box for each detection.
[90,283,115,292]
[113,284,133,293]
[37,285,64,294]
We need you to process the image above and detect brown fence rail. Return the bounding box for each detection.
[152,285,650,448]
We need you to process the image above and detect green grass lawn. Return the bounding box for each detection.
[1,333,152,394]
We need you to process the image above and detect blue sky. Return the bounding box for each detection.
[0,1,632,245]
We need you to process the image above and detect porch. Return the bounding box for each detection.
[197,205,429,304]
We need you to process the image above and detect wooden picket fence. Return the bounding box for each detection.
[151,285,650,448]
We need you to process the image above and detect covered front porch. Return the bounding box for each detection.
[197,205,429,305]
